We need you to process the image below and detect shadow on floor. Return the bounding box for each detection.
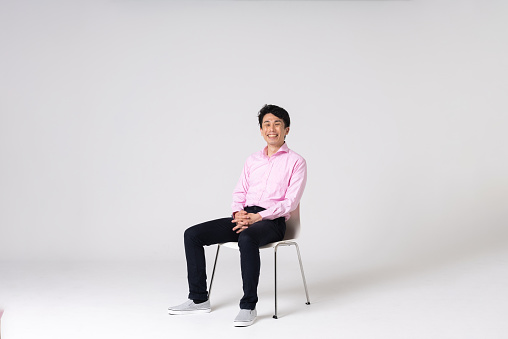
[253,235,508,318]
[305,237,508,304]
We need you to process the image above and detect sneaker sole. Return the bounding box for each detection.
[234,319,255,327]
[168,308,211,315]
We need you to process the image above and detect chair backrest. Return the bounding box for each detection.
[283,204,301,241]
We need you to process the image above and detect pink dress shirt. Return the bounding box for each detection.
[231,143,307,221]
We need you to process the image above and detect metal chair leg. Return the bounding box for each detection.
[294,243,311,305]
[273,244,279,319]
[208,244,221,299]
[272,242,311,319]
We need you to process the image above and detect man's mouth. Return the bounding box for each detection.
[267,134,278,138]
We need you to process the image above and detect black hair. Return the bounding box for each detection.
[257,104,290,129]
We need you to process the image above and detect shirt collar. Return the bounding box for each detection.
[263,142,290,158]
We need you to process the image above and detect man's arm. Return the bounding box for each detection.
[231,159,250,216]
[258,157,307,221]
[230,158,255,233]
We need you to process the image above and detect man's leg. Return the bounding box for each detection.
[183,218,239,302]
[237,217,286,310]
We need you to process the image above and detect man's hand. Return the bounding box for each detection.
[232,211,262,233]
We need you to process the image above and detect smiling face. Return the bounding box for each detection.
[260,113,290,149]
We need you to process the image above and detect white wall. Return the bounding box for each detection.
[1,0,507,267]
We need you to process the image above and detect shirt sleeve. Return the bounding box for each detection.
[258,157,307,221]
[231,158,250,214]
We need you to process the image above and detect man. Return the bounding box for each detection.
[168,104,307,327]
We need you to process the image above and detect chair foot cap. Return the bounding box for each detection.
[273,315,278,319]
[306,302,311,305]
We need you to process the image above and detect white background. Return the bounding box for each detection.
[1,1,508,338]
[1,0,507,271]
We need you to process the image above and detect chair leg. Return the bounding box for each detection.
[272,242,311,319]
[294,243,311,305]
[208,244,221,299]
[273,244,279,319]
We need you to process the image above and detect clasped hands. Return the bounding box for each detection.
[231,210,262,233]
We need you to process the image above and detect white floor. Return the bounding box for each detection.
[1,246,508,339]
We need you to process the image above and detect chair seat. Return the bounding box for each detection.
[220,239,297,250]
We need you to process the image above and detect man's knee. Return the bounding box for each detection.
[184,225,199,242]
[238,230,259,249]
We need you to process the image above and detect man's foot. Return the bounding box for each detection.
[168,300,211,315]
[233,309,257,327]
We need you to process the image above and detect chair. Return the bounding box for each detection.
[208,205,310,319]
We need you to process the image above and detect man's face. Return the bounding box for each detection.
[260,113,289,148]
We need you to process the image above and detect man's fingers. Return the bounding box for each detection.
[232,223,248,233]
[236,226,247,233]
[232,216,250,224]
[231,210,253,230]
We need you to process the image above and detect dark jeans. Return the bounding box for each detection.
[183,206,286,310]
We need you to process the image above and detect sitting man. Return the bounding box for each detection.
[168,104,307,327]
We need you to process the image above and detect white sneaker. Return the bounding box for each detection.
[168,300,211,315]
[233,309,257,327]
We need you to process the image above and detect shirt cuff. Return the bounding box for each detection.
[258,210,270,220]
